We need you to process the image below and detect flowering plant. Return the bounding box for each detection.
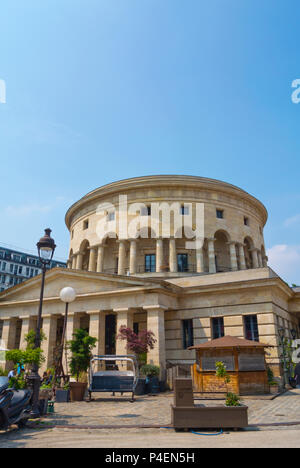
[117,326,157,365]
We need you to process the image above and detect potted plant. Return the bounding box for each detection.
[117,327,157,395]
[67,328,97,402]
[140,364,160,395]
[267,367,280,395]
[55,382,70,403]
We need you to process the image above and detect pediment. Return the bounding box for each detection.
[0,268,154,303]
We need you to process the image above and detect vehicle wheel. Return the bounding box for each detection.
[17,419,28,429]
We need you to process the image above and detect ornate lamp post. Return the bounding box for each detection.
[58,287,76,379]
[28,228,56,418]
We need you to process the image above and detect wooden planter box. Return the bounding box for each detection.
[171,405,248,430]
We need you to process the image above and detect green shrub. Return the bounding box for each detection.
[8,375,26,390]
[140,364,160,378]
[225,392,241,407]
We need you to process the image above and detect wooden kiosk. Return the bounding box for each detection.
[189,336,271,395]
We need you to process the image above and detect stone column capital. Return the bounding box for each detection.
[86,310,102,316]
[142,305,168,312]
[227,241,238,246]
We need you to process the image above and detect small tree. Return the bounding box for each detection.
[24,329,47,350]
[117,326,157,366]
[215,361,241,407]
[67,329,97,382]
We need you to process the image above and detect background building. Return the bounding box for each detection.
[0,246,66,292]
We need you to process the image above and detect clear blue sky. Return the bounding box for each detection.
[0,0,299,284]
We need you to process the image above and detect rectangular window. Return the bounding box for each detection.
[244,217,249,226]
[107,212,115,221]
[180,205,189,215]
[244,315,259,341]
[141,206,151,216]
[212,317,225,339]
[177,254,188,272]
[182,319,194,349]
[133,322,139,335]
[145,254,156,273]
[216,209,224,219]
[83,220,89,230]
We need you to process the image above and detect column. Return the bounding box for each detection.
[117,241,126,275]
[96,245,105,273]
[156,239,163,273]
[88,247,97,272]
[19,315,36,350]
[257,251,263,268]
[2,318,18,371]
[263,255,268,267]
[251,248,259,269]
[67,260,72,269]
[208,238,216,273]
[41,315,58,372]
[129,239,137,275]
[228,242,238,271]
[114,308,134,355]
[144,305,167,380]
[169,238,178,273]
[88,311,106,370]
[71,255,77,269]
[76,253,83,270]
[196,245,205,273]
[1,318,17,350]
[238,243,246,270]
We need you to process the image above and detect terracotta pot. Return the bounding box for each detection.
[69,382,87,401]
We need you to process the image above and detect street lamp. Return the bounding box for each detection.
[29,228,56,418]
[58,287,76,380]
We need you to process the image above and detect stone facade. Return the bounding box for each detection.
[0,176,299,383]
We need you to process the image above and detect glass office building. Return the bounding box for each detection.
[0,246,66,292]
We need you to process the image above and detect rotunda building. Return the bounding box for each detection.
[65,175,268,277]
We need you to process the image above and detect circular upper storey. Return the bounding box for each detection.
[66,175,267,238]
[65,176,268,276]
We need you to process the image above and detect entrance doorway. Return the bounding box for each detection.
[105,314,116,355]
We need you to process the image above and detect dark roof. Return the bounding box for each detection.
[188,336,272,350]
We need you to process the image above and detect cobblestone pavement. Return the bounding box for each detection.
[42,388,300,428]
[1,389,300,448]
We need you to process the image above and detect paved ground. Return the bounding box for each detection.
[41,388,300,427]
[1,426,300,448]
[1,389,300,448]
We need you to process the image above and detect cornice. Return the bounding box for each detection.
[65,175,268,229]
